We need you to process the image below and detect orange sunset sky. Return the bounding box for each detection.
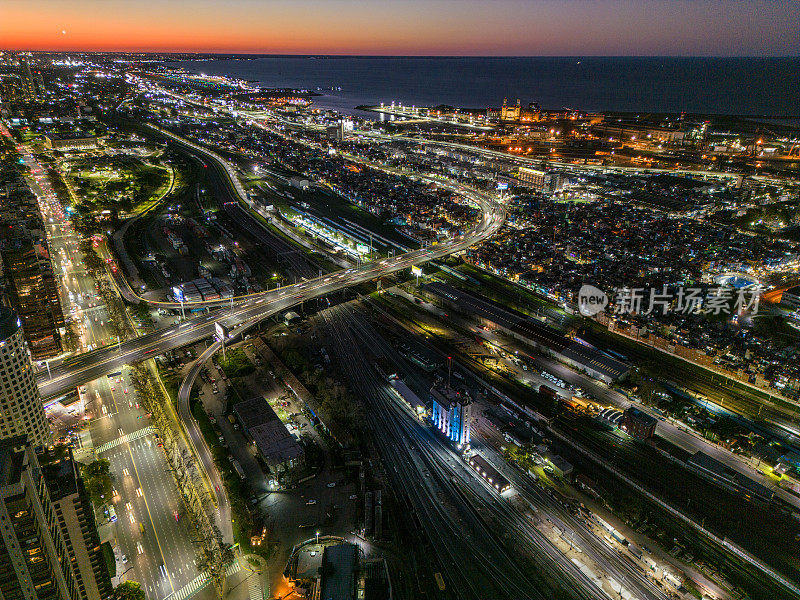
[2,0,799,56]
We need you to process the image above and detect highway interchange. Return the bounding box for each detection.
[29,114,503,600]
[129,116,701,599]
[37,197,503,400]
[35,110,505,399]
[35,113,798,517]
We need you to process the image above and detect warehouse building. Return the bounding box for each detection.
[234,397,304,475]
[44,134,103,151]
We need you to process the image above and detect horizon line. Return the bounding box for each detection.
[3,49,800,59]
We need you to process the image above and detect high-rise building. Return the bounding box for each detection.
[325,121,348,142]
[0,435,115,600]
[0,306,51,447]
[0,161,65,360]
[18,57,38,101]
[0,438,112,600]
[41,448,114,600]
[517,166,564,193]
[0,231,65,360]
[430,385,472,446]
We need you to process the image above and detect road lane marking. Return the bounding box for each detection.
[95,426,154,454]
[40,234,493,395]
[248,574,263,600]
[126,447,174,594]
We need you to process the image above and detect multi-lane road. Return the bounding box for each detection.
[34,110,503,401]
[470,322,800,511]
[13,135,116,359]
[177,340,233,545]
[21,120,501,600]
[81,370,201,599]
[7,126,232,600]
[12,132,208,600]
[29,94,777,598]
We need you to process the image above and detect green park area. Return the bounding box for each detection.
[65,154,170,219]
[100,542,115,579]
[113,580,145,600]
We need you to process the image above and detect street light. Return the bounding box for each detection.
[315,531,320,545]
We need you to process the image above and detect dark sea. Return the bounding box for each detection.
[167,56,800,119]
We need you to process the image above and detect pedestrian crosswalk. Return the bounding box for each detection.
[95,426,154,454]
[248,574,262,600]
[164,572,208,600]
[161,561,242,600]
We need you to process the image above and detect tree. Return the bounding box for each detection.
[81,459,113,504]
[114,581,145,600]
[78,240,104,274]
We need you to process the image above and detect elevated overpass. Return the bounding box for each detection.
[38,195,504,399]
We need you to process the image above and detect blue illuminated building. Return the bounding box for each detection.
[431,385,472,446]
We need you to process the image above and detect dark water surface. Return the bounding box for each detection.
[168,56,800,118]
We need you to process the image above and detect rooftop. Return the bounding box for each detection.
[320,543,358,600]
[688,451,773,500]
[40,450,79,502]
[44,132,99,140]
[295,546,325,580]
[234,397,303,466]
[0,436,29,490]
[624,406,658,427]
[431,384,470,407]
